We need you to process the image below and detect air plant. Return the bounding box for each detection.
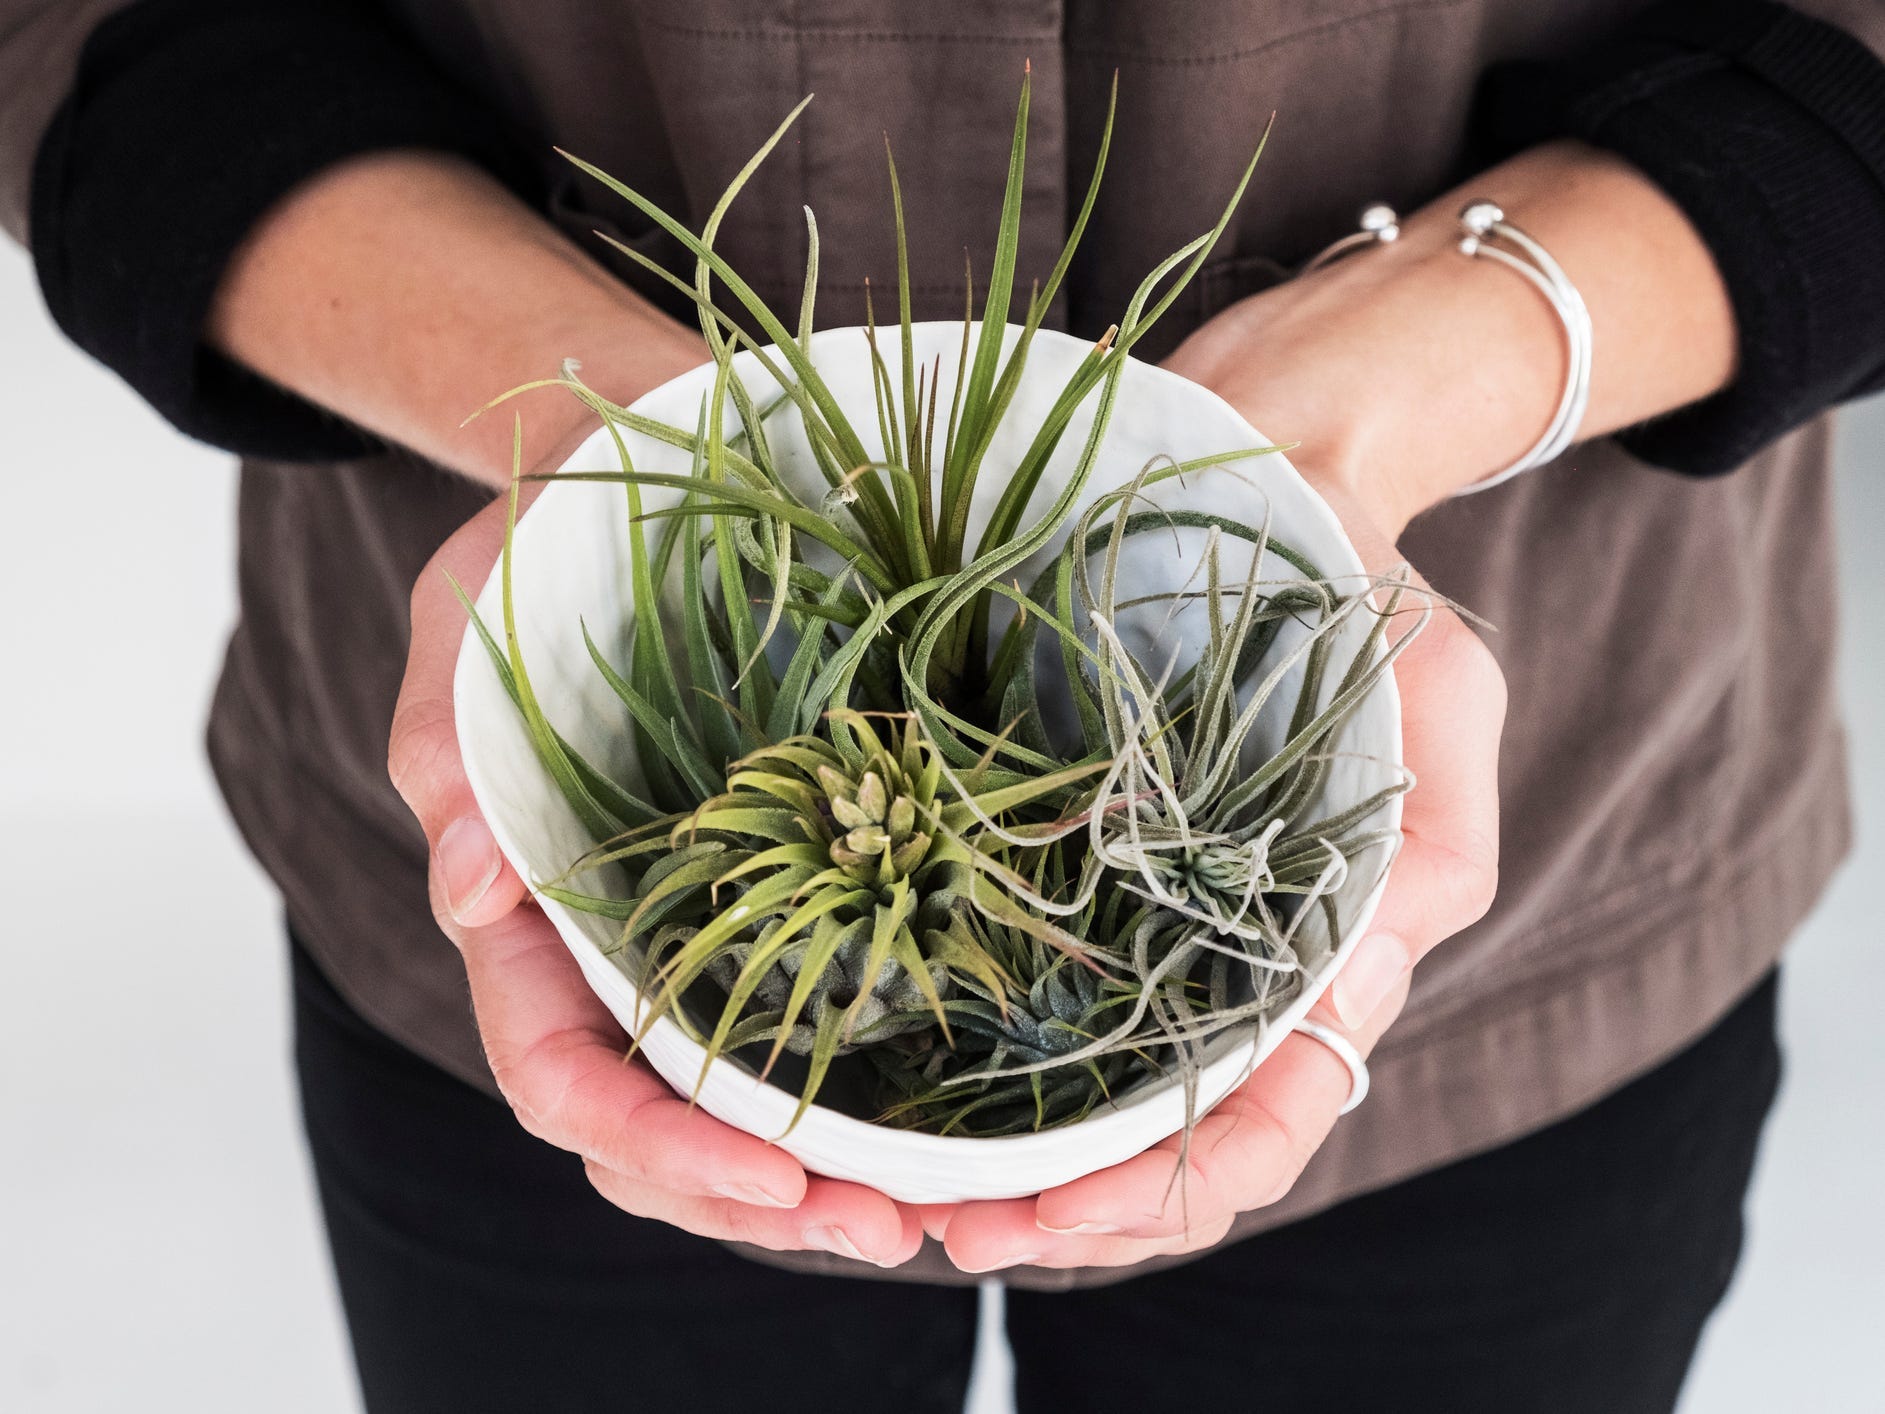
[619,712,1097,1127]
[460,69,1421,1138]
[886,469,1420,1128]
[872,906,1147,1138]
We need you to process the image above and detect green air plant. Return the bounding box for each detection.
[460,70,1420,1139]
[872,908,1146,1138]
[620,711,1098,1129]
[866,839,1202,1138]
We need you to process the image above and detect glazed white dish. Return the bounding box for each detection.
[454,322,1402,1203]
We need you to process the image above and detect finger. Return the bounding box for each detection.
[1028,993,1403,1243]
[1309,945,1411,1033]
[397,489,807,1200]
[1282,480,1505,1037]
[942,1197,1236,1273]
[914,1203,959,1243]
[1330,602,1503,1026]
[1380,604,1506,951]
[584,1167,926,1268]
[464,899,810,1207]
[388,488,537,927]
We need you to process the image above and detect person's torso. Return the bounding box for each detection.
[215,0,1848,1287]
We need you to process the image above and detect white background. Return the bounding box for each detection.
[2,236,1880,1411]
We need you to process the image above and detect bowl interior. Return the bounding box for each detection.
[454,323,1402,1202]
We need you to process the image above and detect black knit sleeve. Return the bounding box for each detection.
[1476,0,1885,476]
[28,0,547,461]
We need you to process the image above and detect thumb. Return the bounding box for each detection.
[389,487,539,930]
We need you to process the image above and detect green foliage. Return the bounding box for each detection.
[462,73,1419,1138]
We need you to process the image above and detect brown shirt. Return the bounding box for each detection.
[3,0,1875,1290]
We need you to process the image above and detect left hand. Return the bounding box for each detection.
[928,540,1504,1272]
[925,245,1511,1274]
[390,481,926,1269]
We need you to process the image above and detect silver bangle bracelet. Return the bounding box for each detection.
[1299,200,1595,495]
[1299,201,1402,272]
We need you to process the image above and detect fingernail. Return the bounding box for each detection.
[1333,932,1406,1028]
[807,1225,895,1267]
[958,1252,1044,1275]
[438,817,502,924]
[713,1182,796,1209]
[1037,1219,1122,1236]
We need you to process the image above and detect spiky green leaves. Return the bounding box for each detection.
[872,910,1137,1136]
[461,73,1420,1146]
[620,712,1097,1124]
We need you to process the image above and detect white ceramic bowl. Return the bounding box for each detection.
[455,322,1401,1203]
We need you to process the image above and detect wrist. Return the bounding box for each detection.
[1168,140,1737,539]
[208,148,707,490]
[1167,230,1559,539]
[497,312,706,485]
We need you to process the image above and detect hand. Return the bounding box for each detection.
[1147,140,1738,536]
[927,282,1509,1272]
[389,481,926,1267]
[221,149,924,1260]
[930,486,1504,1270]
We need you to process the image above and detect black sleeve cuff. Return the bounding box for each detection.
[1476,0,1885,476]
[29,0,548,462]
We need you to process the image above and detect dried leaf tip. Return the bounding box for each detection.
[1094,324,1119,356]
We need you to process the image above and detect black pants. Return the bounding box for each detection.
[294,939,1781,1414]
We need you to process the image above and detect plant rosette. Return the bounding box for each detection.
[454,320,1406,1203]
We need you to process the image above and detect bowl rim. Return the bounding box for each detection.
[453,322,1402,1194]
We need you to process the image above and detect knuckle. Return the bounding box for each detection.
[489,1062,553,1143]
[1249,1163,1300,1211]
[499,1085,554,1146]
[1464,855,1501,923]
[386,698,459,811]
[1423,838,1498,937]
[1428,607,1502,679]
[580,1157,617,1202]
[1204,1092,1318,1211]
[1196,1113,1293,1212]
[583,1160,654,1219]
[484,1026,609,1151]
[714,1201,768,1247]
[1445,829,1501,925]
[605,1092,673,1182]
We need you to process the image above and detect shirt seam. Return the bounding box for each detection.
[648,0,1469,69]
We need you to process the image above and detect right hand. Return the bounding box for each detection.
[388,485,925,1268]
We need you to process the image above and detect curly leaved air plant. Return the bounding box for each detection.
[899,462,1427,1134]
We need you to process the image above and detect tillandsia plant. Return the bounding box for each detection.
[890,470,1424,1132]
[460,67,1424,1138]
